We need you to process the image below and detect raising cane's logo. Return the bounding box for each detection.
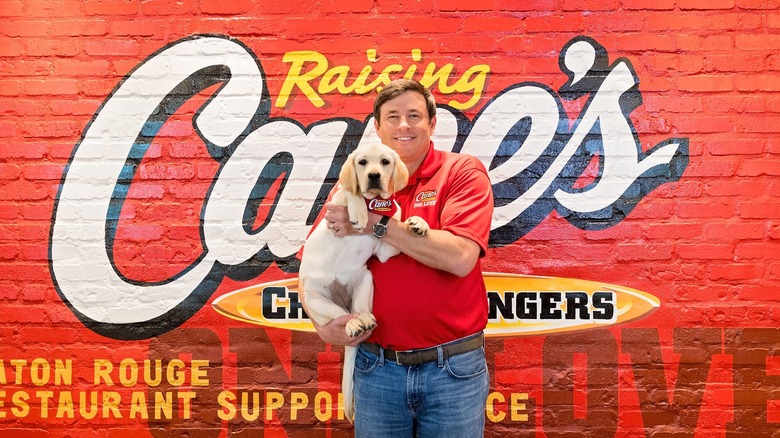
[49,34,688,339]
[414,190,438,207]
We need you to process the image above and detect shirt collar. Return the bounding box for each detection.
[408,141,444,184]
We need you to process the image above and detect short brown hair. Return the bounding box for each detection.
[373,79,436,124]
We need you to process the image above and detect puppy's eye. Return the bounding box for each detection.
[381,159,390,166]
[358,159,367,166]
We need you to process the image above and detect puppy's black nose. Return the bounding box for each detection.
[368,172,381,181]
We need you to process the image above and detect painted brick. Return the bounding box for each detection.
[462,16,523,33]
[83,39,141,56]
[707,263,764,281]
[320,0,374,13]
[736,0,780,8]
[645,223,703,240]
[621,0,676,9]
[740,203,780,219]
[200,0,254,15]
[1,20,51,37]
[678,243,734,260]
[705,222,765,241]
[678,0,736,9]
[404,17,462,34]
[49,20,110,36]
[438,0,496,12]
[0,0,24,16]
[83,0,140,16]
[525,13,583,33]
[286,18,344,35]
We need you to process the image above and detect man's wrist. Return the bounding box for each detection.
[372,215,390,238]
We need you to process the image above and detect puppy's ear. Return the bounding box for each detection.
[391,151,409,193]
[339,152,360,195]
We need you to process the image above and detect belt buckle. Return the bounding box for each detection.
[394,349,413,366]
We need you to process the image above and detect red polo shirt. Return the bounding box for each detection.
[366,143,493,350]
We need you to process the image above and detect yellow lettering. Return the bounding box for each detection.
[191,360,209,386]
[119,358,138,387]
[166,359,185,386]
[241,391,261,421]
[403,49,423,80]
[276,49,489,111]
[314,391,332,422]
[486,392,506,422]
[30,358,50,386]
[277,51,329,108]
[447,65,490,110]
[12,391,29,417]
[93,359,113,385]
[337,391,345,420]
[0,360,6,385]
[56,391,74,419]
[103,391,122,418]
[290,392,308,421]
[37,390,54,418]
[154,391,172,420]
[129,391,148,419]
[265,391,284,421]
[79,391,98,420]
[10,360,26,384]
[218,390,236,421]
[144,359,162,386]
[54,360,72,385]
[319,65,355,94]
[178,391,196,419]
[511,392,529,421]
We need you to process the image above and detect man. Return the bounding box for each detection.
[308,79,494,437]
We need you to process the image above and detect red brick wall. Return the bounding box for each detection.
[1,1,779,436]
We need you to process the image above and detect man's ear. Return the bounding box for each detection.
[391,152,409,193]
[339,152,360,195]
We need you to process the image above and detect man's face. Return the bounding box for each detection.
[374,90,437,174]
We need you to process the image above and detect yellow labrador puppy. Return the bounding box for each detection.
[300,142,428,421]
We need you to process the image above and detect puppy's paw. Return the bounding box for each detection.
[349,211,368,233]
[345,313,377,337]
[356,313,377,331]
[405,216,429,237]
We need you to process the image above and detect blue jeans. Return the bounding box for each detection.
[353,341,489,438]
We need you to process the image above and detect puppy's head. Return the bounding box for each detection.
[339,143,409,199]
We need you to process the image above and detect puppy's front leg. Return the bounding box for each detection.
[346,269,376,337]
[346,194,369,232]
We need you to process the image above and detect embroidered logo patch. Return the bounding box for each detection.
[414,190,438,207]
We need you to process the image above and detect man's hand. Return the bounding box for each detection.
[310,313,374,347]
[323,203,375,238]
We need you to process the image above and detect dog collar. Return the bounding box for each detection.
[365,197,399,217]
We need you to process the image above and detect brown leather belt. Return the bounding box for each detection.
[361,332,484,366]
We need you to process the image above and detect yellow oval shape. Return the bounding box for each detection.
[212,273,660,337]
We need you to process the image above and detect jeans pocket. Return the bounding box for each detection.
[445,347,487,380]
[354,346,380,374]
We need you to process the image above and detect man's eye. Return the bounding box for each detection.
[358,159,367,166]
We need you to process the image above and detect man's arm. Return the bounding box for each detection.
[301,293,373,346]
[324,205,480,278]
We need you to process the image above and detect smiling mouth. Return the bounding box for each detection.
[396,136,414,141]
